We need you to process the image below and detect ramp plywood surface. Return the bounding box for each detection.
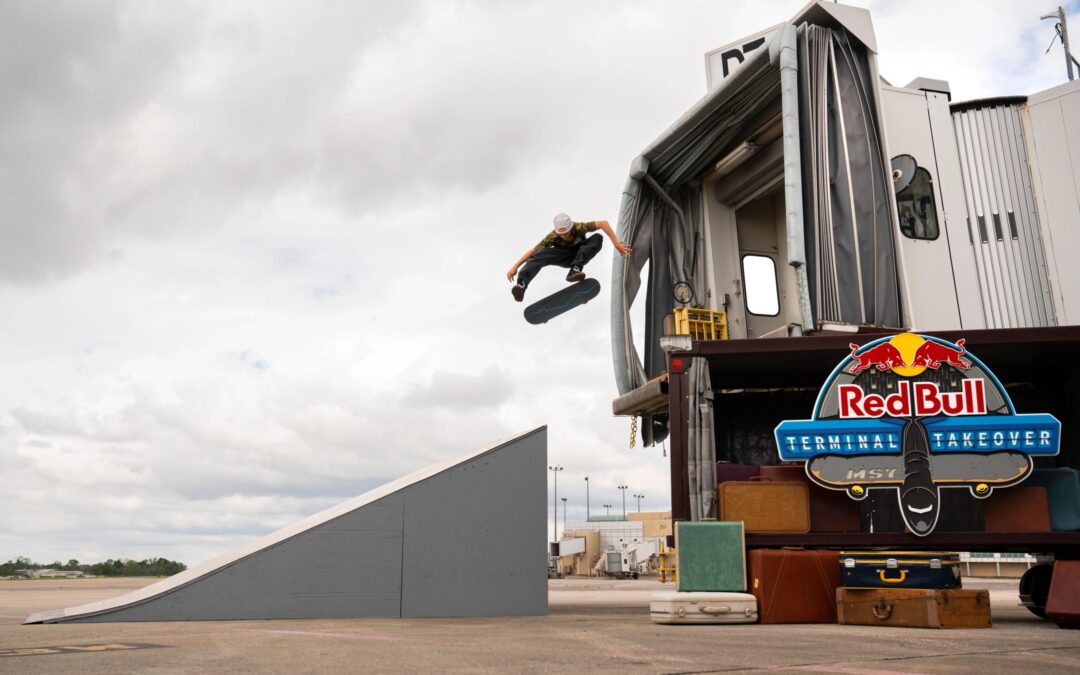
[25,427,547,623]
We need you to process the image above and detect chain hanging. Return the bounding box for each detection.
[629,416,638,449]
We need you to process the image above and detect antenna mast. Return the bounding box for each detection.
[1042,6,1079,81]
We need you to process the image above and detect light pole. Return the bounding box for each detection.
[634,493,645,512]
[617,484,628,519]
[603,504,612,517]
[1042,6,1078,81]
[584,476,590,521]
[561,497,567,533]
[548,465,563,541]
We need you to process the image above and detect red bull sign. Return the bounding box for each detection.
[775,333,1061,536]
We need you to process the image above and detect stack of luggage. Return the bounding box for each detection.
[651,521,845,625]
[649,463,1080,628]
[650,521,757,624]
[836,551,991,628]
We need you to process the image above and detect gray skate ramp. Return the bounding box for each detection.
[25,427,546,623]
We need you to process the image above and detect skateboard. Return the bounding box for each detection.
[524,278,601,324]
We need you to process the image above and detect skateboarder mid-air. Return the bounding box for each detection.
[506,213,631,301]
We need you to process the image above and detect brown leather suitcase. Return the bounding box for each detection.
[719,480,810,533]
[759,465,860,533]
[749,549,840,624]
[983,486,1052,533]
[1046,559,1080,629]
[836,588,991,629]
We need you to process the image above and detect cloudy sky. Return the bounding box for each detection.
[2,0,1076,565]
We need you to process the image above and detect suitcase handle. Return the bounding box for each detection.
[700,605,754,617]
[872,597,894,620]
[878,569,908,584]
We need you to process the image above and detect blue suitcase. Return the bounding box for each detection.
[841,551,961,589]
[1024,468,1080,531]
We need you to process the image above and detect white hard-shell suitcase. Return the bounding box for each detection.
[650,591,759,624]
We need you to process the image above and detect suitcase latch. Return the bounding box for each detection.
[872,597,895,620]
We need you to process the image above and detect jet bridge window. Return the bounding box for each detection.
[894,161,940,241]
[742,254,779,316]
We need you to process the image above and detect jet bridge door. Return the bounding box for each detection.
[708,173,801,340]
[736,189,788,338]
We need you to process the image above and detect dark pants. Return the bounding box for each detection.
[517,234,603,287]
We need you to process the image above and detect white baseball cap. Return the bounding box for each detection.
[553,213,573,233]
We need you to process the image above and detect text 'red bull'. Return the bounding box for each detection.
[839,379,987,419]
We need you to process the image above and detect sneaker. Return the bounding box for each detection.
[566,266,585,282]
[511,283,526,302]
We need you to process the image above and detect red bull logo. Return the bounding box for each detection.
[846,333,969,377]
[848,337,970,374]
[775,332,1061,537]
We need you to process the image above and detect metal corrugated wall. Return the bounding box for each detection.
[951,102,1055,327]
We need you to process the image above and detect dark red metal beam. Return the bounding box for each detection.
[667,368,691,523]
[745,532,1080,558]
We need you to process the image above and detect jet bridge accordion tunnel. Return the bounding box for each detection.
[612,9,903,448]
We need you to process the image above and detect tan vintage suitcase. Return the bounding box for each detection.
[719,480,810,533]
[836,588,991,629]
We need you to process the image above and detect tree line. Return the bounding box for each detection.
[0,556,187,577]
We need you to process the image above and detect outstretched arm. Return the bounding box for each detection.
[506,247,537,281]
[595,220,631,257]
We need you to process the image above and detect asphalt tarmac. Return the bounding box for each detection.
[1,577,1078,673]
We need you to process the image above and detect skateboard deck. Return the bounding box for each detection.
[524,278,601,324]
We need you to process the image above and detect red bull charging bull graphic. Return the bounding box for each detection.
[775,333,1061,536]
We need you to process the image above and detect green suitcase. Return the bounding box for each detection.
[675,521,746,592]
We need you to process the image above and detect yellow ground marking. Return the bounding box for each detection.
[0,642,157,658]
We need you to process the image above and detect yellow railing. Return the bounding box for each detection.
[673,307,728,341]
[658,543,677,584]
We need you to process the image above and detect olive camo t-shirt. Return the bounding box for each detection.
[535,221,599,251]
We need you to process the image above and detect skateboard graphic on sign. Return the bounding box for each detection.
[523,278,601,325]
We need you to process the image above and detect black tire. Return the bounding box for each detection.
[1019,562,1054,619]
